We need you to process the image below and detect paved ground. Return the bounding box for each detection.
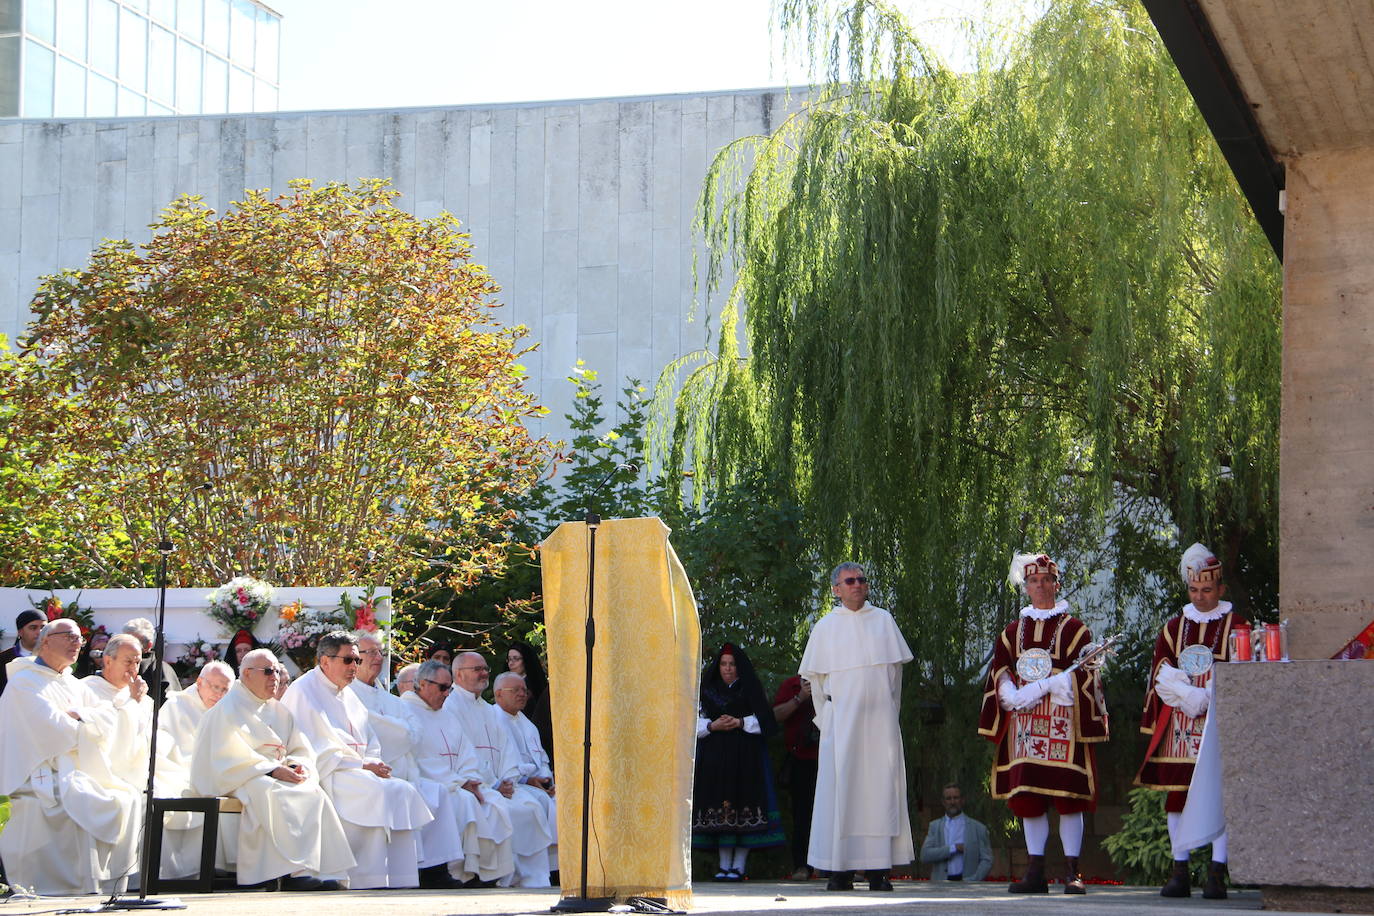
[0,880,1299,916]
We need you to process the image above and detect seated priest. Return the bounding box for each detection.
[281,631,434,889]
[403,659,515,886]
[445,652,557,888]
[121,617,180,705]
[349,632,466,888]
[191,648,353,891]
[493,672,558,848]
[394,663,420,696]
[0,618,142,895]
[82,633,155,788]
[156,659,238,879]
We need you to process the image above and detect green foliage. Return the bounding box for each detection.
[2,180,551,601]
[409,369,813,683]
[659,0,1282,819]
[1103,787,1209,885]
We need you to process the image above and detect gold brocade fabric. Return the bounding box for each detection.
[541,517,701,908]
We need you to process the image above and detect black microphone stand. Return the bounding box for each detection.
[552,465,634,913]
[88,484,209,912]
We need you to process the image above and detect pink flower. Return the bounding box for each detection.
[355,605,377,632]
[247,610,257,620]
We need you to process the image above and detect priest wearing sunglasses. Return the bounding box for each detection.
[800,563,914,891]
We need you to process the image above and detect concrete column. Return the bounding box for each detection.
[1279,146,1374,658]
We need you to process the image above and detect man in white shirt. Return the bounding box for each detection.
[156,659,237,879]
[280,631,434,889]
[191,648,352,890]
[919,784,993,881]
[0,619,142,894]
[801,562,915,891]
[445,652,556,887]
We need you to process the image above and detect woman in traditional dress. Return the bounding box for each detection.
[692,643,785,881]
[506,641,554,766]
[227,628,257,676]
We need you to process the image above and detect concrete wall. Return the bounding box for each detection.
[0,87,799,441]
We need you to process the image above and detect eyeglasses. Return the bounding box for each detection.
[325,655,362,665]
[422,679,453,692]
[360,648,384,657]
[457,665,490,673]
[841,576,869,585]
[245,666,280,676]
[49,632,85,645]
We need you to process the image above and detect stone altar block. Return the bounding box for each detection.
[1217,660,1374,904]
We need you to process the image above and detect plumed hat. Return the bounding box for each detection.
[1009,552,1059,589]
[1180,542,1222,586]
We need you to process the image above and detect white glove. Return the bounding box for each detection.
[1047,671,1075,707]
[1155,662,1209,717]
[998,676,1051,711]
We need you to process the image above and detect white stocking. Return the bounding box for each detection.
[1211,830,1228,863]
[731,847,750,871]
[1167,811,1188,861]
[1023,815,1049,855]
[1058,812,1084,857]
[718,847,732,871]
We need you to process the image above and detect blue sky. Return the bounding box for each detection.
[269,0,1012,112]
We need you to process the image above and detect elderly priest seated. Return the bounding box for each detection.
[0,618,142,895]
[191,648,353,890]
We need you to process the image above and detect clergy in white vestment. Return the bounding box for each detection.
[350,633,467,888]
[444,652,557,887]
[80,634,155,789]
[492,672,559,858]
[191,649,353,890]
[155,660,238,879]
[800,562,914,891]
[0,619,142,895]
[403,659,516,885]
[280,631,434,889]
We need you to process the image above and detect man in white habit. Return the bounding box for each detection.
[192,648,353,891]
[492,672,559,846]
[394,663,420,695]
[800,562,914,891]
[280,630,433,889]
[403,659,516,886]
[349,632,467,888]
[81,633,154,788]
[0,618,142,895]
[445,651,557,887]
[155,659,238,879]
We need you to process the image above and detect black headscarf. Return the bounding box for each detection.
[508,642,549,698]
[227,629,258,675]
[700,643,778,737]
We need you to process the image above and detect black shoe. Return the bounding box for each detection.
[1160,860,1191,898]
[1201,862,1228,900]
[866,870,893,891]
[825,871,854,891]
[419,864,465,889]
[1008,855,1048,894]
[280,875,326,891]
[1063,856,1086,895]
[461,876,498,888]
[317,880,345,891]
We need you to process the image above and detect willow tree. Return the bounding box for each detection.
[3,179,551,594]
[661,0,1281,800]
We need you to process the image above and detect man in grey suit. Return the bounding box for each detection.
[921,784,993,881]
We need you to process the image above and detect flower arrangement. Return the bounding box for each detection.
[338,587,385,632]
[206,577,276,635]
[277,600,350,669]
[172,636,221,681]
[29,592,98,638]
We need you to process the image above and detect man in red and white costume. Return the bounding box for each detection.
[979,553,1108,895]
[1136,542,1244,899]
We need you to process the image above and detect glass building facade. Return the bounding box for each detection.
[0,0,279,118]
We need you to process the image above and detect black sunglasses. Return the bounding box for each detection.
[324,655,362,665]
[841,576,869,585]
[422,678,453,692]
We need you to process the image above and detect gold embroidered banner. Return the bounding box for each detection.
[541,516,700,908]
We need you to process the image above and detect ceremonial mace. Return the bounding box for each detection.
[552,463,637,914]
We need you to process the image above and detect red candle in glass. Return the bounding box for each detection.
[1232,622,1253,661]
[1264,623,1282,662]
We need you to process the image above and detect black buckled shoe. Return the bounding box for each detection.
[1160,860,1191,897]
[866,870,893,891]
[825,871,855,891]
[1008,855,1048,894]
